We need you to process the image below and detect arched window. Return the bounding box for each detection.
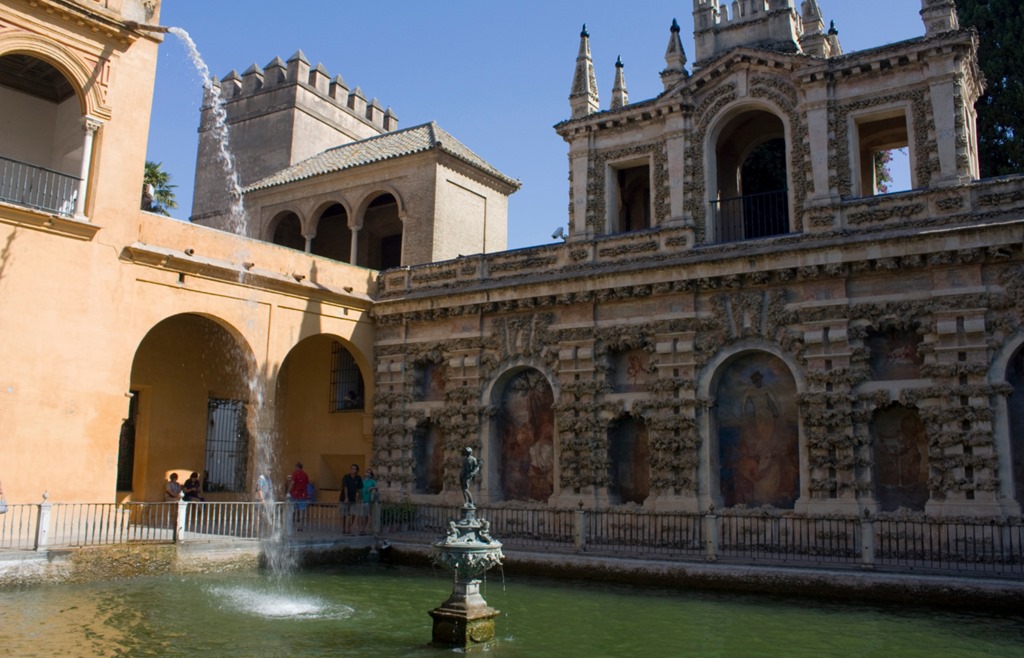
[361,193,402,270]
[310,203,351,262]
[270,211,304,251]
[0,54,86,216]
[711,109,789,243]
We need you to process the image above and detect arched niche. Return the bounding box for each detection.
[413,421,445,495]
[713,351,800,509]
[608,414,650,504]
[360,192,402,270]
[871,404,929,512]
[1006,346,1024,507]
[494,367,555,502]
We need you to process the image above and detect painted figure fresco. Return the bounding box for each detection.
[498,368,555,501]
[1006,347,1024,507]
[716,353,799,508]
[872,405,929,511]
[611,348,649,393]
[413,422,445,494]
[608,415,650,504]
[867,328,924,380]
[416,362,446,401]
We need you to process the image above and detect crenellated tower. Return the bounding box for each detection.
[192,51,399,226]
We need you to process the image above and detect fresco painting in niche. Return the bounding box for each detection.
[1006,347,1024,507]
[608,415,650,504]
[417,362,446,401]
[716,353,799,508]
[611,349,648,393]
[867,328,923,380]
[872,405,929,511]
[413,422,445,494]
[499,368,555,501]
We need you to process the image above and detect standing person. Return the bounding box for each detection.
[182,472,204,501]
[288,462,310,532]
[360,468,378,534]
[165,473,182,500]
[339,464,363,534]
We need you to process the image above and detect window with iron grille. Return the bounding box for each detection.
[115,391,138,491]
[331,341,364,412]
[204,398,249,492]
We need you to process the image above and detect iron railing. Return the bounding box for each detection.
[710,189,789,243]
[0,155,79,217]
[2,498,1022,578]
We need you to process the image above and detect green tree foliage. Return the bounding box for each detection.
[142,160,178,216]
[955,0,1024,176]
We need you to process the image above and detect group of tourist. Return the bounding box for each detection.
[164,472,204,502]
[163,462,378,534]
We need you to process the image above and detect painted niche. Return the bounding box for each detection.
[866,328,923,380]
[608,415,650,504]
[715,352,800,508]
[415,361,446,402]
[498,368,555,501]
[871,404,929,512]
[413,421,445,494]
[610,348,649,393]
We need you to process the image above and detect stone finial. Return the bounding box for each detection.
[264,56,287,86]
[569,24,599,119]
[329,75,349,103]
[383,107,399,131]
[661,17,689,90]
[920,0,960,37]
[241,63,264,95]
[309,63,330,94]
[610,56,628,110]
[826,20,843,56]
[221,69,242,98]
[286,50,310,84]
[348,85,367,117]
[801,0,824,34]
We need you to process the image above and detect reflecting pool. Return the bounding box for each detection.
[1,565,1022,657]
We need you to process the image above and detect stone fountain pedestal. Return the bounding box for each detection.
[429,504,504,648]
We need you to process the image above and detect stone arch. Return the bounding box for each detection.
[310,201,352,262]
[486,365,556,502]
[705,99,792,243]
[990,334,1024,513]
[0,34,109,119]
[267,209,305,251]
[353,186,407,270]
[870,403,930,512]
[700,345,802,509]
[128,313,260,502]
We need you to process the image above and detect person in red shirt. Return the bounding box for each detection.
[288,462,310,531]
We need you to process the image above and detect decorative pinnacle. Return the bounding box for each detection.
[828,20,838,36]
[581,23,589,38]
[671,18,680,33]
[615,55,623,68]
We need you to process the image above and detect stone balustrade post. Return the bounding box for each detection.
[34,492,52,552]
[704,506,719,562]
[574,504,587,552]
[860,510,876,568]
[175,498,188,543]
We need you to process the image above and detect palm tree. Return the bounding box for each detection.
[142,160,178,216]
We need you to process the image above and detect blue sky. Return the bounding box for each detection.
[147,1,927,249]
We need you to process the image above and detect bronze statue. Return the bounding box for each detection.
[459,446,482,506]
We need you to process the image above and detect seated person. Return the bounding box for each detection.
[182,472,204,501]
[165,473,182,500]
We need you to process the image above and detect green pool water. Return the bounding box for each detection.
[1,565,1021,657]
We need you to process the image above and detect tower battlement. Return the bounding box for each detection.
[691,0,804,67]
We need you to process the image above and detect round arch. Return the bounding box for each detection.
[352,184,408,226]
[266,209,305,251]
[0,34,109,119]
[987,333,1024,514]
[697,341,806,510]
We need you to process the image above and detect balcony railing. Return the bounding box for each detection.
[711,189,789,243]
[0,155,79,217]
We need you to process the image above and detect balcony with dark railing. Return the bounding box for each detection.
[710,189,790,243]
[0,155,80,217]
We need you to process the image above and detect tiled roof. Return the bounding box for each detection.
[244,122,520,192]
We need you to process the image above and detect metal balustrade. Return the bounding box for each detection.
[0,155,80,217]
[710,189,790,243]
[2,498,1021,577]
